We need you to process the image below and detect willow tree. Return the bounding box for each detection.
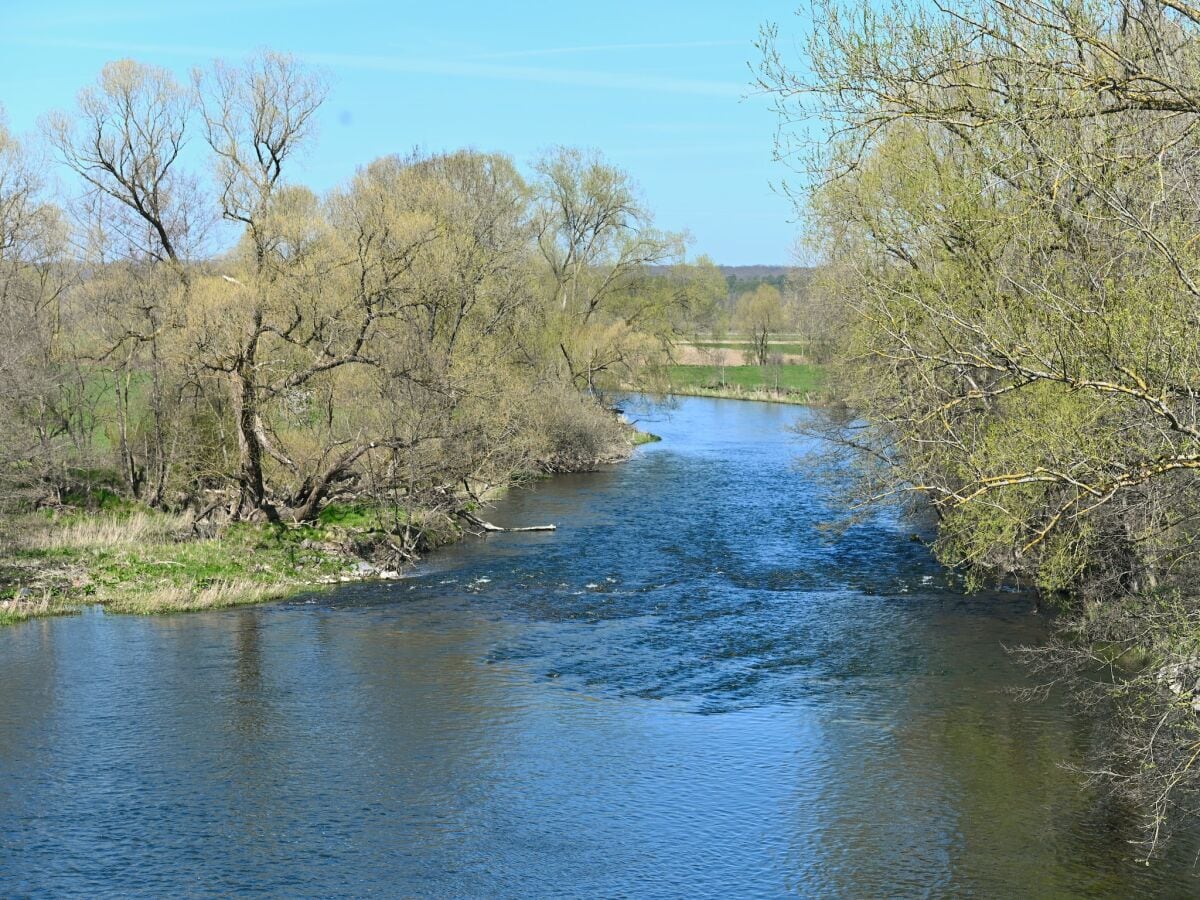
[187,51,334,520]
[0,110,74,503]
[282,149,546,524]
[626,256,728,337]
[735,283,785,365]
[34,51,643,524]
[44,59,195,265]
[532,147,684,396]
[44,60,201,504]
[760,0,1200,852]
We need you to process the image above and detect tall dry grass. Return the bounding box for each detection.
[0,592,52,623]
[29,511,193,550]
[104,578,291,614]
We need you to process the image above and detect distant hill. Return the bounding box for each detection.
[718,265,797,279]
[646,264,802,278]
[645,264,817,305]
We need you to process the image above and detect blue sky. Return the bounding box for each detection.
[0,1,805,264]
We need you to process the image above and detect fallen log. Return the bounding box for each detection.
[458,511,556,533]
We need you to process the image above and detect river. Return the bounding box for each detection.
[1,397,1197,897]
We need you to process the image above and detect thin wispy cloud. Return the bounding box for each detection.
[469,39,746,60]
[0,37,745,98]
[0,36,240,61]
[612,141,770,160]
[5,0,337,30]
[305,50,744,98]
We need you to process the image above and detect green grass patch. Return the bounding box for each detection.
[669,364,825,393]
[0,509,362,622]
[0,500,474,624]
[318,503,381,528]
[316,502,432,532]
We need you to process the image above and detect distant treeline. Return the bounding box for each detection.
[641,264,839,363]
[648,264,818,305]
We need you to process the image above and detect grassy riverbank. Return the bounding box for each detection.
[666,363,827,405]
[0,506,452,625]
[0,426,656,626]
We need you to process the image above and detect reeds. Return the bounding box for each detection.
[29,511,192,550]
[104,578,292,614]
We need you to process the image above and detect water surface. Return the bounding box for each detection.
[1,397,1196,896]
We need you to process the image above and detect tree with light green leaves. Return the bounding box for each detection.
[532,146,685,397]
[760,0,1200,854]
[735,283,784,366]
[0,109,74,504]
[3,56,708,534]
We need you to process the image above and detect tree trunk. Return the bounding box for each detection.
[115,365,143,499]
[231,366,275,521]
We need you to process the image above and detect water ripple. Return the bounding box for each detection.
[0,398,1194,897]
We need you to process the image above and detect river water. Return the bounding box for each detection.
[1,397,1198,897]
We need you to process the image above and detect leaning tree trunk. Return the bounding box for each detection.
[231,365,276,522]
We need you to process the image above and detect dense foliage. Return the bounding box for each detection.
[0,54,707,529]
[761,0,1200,853]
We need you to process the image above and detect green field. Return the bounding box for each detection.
[668,364,825,394]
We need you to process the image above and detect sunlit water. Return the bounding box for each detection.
[2,397,1197,897]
